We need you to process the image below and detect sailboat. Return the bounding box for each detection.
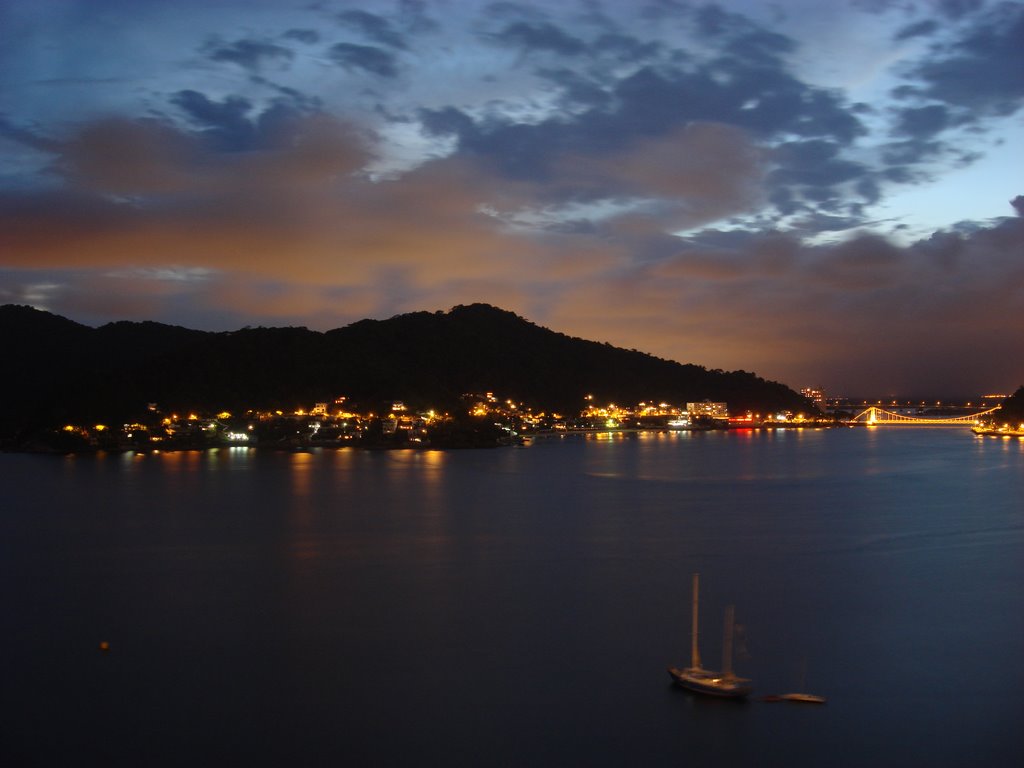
[668,573,752,698]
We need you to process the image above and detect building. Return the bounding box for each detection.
[801,388,825,407]
[686,401,729,419]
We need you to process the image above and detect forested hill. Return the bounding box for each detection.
[997,385,1024,422]
[0,303,810,434]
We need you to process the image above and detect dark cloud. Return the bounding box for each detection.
[417,5,863,227]
[591,32,662,63]
[535,68,610,109]
[205,38,294,71]
[882,139,943,165]
[482,2,550,22]
[854,177,882,206]
[892,104,950,138]
[398,0,440,34]
[721,29,795,68]
[283,29,320,45]
[881,165,925,184]
[0,114,59,153]
[936,0,984,19]
[855,0,981,21]
[787,211,865,234]
[328,43,400,77]
[608,64,867,211]
[337,10,408,50]
[897,3,1024,117]
[850,0,915,13]
[248,78,323,113]
[772,141,863,185]
[171,91,256,152]
[486,21,587,56]
[613,61,864,145]
[693,4,736,37]
[1011,195,1024,217]
[168,87,323,155]
[419,106,479,140]
[637,0,690,23]
[419,21,869,221]
[894,19,939,41]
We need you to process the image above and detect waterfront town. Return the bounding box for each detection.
[45,389,1020,453]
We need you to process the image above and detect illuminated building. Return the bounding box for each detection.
[686,401,729,419]
[801,387,825,407]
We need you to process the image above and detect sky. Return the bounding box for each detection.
[1,0,1022,398]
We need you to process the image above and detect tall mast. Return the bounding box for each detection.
[690,572,701,669]
[722,604,735,678]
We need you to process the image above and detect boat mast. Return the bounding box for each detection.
[691,572,701,669]
[722,604,735,679]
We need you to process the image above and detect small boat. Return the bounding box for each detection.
[768,659,827,704]
[778,692,826,704]
[668,573,752,698]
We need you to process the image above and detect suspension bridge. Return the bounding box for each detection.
[849,406,1000,426]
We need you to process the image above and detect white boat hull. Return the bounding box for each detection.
[668,667,752,698]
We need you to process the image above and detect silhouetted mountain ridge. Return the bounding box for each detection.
[0,302,811,436]
[999,386,1024,422]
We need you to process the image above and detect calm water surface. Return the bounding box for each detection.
[3,428,1022,766]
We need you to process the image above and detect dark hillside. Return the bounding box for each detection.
[997,385,1024,423]
[0,305,94,433]
[0,303,811,438]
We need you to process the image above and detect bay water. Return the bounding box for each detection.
[3,427,1022,766]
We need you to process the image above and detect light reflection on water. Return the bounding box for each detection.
[1,428,1021,767]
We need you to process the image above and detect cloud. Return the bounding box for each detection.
[591,32,661,63]
[0,113,60,153]
[204,37,294,71]
[0,112,559,288]
[486,21,587,56]
[551,122,767,231]
[397,0,439,34]
[894,19,938,41]
[418,36,869,225]
[169,88,323,154]
[54,118,200,196]
[891,104,950,139]
[769,140,869,195]
[4,102,1021,396]
[328,43,400,78]
[1,0,1020,397]
[337,10,408,50]
[534,67,612,110]
[896,3,1024,117]
[171,91,257,152]
[936,0,984,19]
[283,29,319,45]
[552,216,1024,395]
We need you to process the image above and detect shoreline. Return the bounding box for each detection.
[0,422,884,456]
[972,427,1024,437]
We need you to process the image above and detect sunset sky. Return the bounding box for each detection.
[1,0,1021,397]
